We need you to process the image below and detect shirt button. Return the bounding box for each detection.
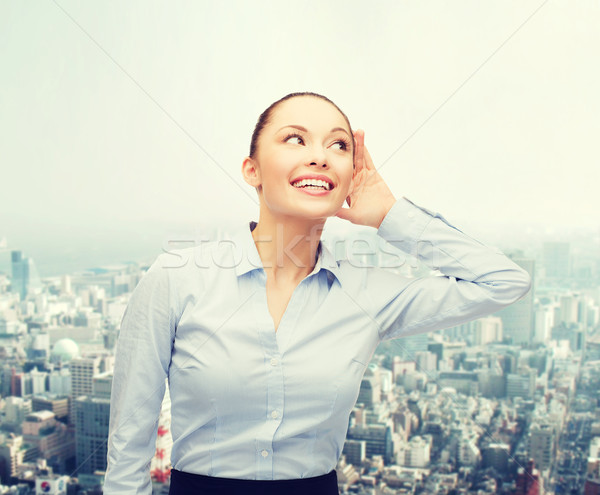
[408,211,415,219]
[270,358,279,366]
[271,410,279,419]
[261,450,269,458]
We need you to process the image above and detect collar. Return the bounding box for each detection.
[230,220,342,287]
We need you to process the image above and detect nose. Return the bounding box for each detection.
[309,147,328,168]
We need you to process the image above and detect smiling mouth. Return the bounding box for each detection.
[290,179,334,191]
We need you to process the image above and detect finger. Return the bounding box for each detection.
[363,141,376,172]
[353,129,365,176]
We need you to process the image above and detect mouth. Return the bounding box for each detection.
[289,177,335,191]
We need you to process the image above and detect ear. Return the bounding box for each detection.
[241,157,261,188]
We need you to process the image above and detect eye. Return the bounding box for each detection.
[284,133,304,145]
[333,138,351,152]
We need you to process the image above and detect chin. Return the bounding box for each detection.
[296,208,338,221]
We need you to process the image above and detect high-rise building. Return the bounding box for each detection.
[0,435,25,483]
[392,358,416,383]
[474,317,503,346]
[346,423,393,464]
[482,443,510,473]
[533,305,554,344]
[415,351,437,373]
[10,250,42,300]
[585,478,600,495]
[30,368,48,395]
[585,458,600,495]
[494,257,535,345]
[22,411,75,473]
[3,396,32,425]
[342,439,366,466]
[10,371,33,397]
[477,369,506,399]
[395,332,429,361]
[590,437,600,459]
[32,395,69,420]
[69,354,113,424]
[60,274,72,295]
[514,459,542,495]
[437,371,478,396]
[49,368,71,396]
[528,422,555,471]
[458,437,480,466]
[559,293,580,324]
[506,370,536,400]
[543,241,570,279]
[552,322,585,353]
[31,332,50,360]
[74,372,113,475]
[400,435,431,468]
[357,365,381,407]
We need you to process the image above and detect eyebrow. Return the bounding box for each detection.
[277,124,351,138]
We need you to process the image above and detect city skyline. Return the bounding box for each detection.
[0,232,598,493]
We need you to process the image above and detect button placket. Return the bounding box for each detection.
[253,271,285,479]
[255,440,273,478]
[275,282,310,353]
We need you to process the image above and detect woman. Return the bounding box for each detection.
[103,92,531,494]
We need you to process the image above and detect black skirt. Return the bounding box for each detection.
[168,468,339,495]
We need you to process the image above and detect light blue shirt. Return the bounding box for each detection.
[104,197,531,493]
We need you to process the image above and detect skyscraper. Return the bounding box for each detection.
[70,357,103,401]
[494,257,535,345]
[10,250,42,300]
[69,354,113,424]
[70,355,114,399]
[395,332,429,361]
[543,241,570,279]
[74,372,112,475]
[514,459,542,495]
[527,422,555,471]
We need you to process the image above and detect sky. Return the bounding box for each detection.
[1,1,599,275]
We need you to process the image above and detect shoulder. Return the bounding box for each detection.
[156,237,245,289]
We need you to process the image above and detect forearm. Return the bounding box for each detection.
[370,197,531,340]
[103,253,177,493]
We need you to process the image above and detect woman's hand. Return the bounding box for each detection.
[335,129,397,229]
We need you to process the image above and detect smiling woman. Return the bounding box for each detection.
[103,91,532,495]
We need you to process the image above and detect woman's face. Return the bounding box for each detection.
[251,96,354,222]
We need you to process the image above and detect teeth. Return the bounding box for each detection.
[291,178,331,190]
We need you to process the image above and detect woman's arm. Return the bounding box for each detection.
[336,129,531,342]
[103,253,177,494]
[365,196,531,341]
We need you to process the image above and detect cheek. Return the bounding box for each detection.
[341,164,355,189]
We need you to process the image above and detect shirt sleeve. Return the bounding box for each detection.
[364,197,532,342]
[103,253,178,494]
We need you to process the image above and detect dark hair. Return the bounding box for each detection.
[249,92,355,163]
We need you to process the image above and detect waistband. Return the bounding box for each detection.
[169,468,339,495]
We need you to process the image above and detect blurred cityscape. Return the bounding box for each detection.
[0,228,598,494]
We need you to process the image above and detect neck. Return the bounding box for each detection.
[251,210,326,284]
